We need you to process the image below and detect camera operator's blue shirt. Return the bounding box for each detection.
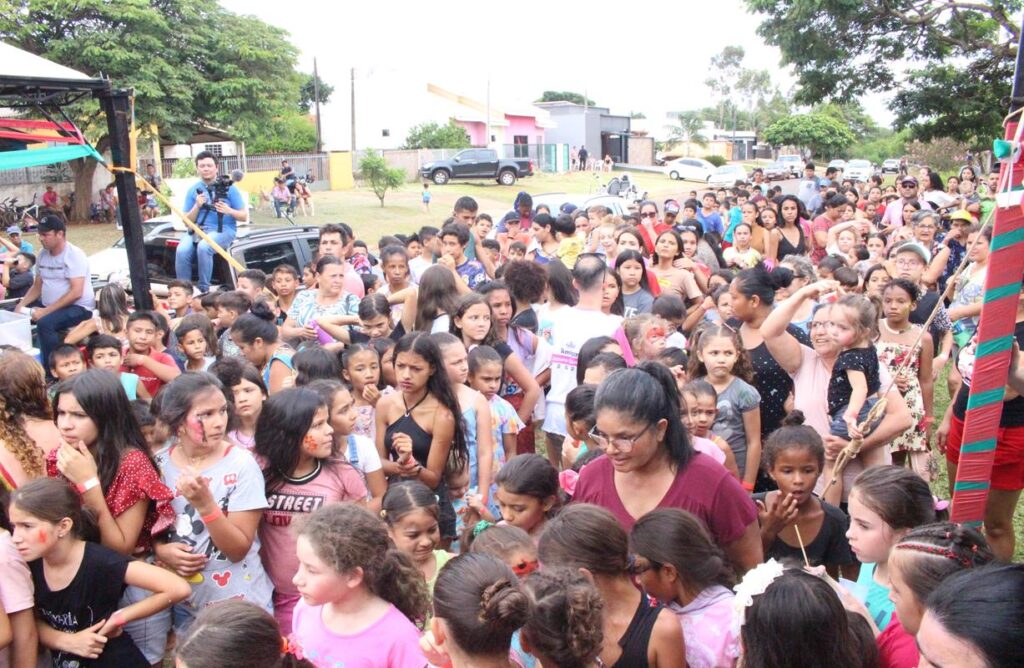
[185,179,246,236]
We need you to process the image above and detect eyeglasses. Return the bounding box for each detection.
[511,559,539,577]
[895,258,923,268]
[588,423,654,453]
[640,212,658,219]
[900,184,917,188]
[628,556,659,575]
[676,224,698,233]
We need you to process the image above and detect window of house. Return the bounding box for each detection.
[513,135,528,158]
[204,144,224,157]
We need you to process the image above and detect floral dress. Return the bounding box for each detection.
[875,339,927,454]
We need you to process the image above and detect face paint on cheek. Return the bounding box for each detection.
[186,417,205,444]
[303,434,320,454]
[37,529,47,543]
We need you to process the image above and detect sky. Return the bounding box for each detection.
[221,0,895,128]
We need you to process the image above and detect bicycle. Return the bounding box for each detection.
[0,194,40,232]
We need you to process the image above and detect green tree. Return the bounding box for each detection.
[246,113,317,154]
[735,68,774,134]
[906,137,974,174]
[401,120,471,150]
[299,72,334,114]
[537,91,596,106]
[0,0,301,221]
[705,46,746,127]
[359,151,405,207]
[665,111,709,148]
[848,128,911,165]
[762,113,856,158]
[746,0,1018,145]
[812,102,879,142]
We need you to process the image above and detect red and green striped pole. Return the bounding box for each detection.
[949,24,1024,524]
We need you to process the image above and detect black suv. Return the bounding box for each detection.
[144,225,322,290]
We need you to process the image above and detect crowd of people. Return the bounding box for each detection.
[1,153,1023,668]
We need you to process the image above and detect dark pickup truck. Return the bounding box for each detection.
[143,225,322,291]
[420,149,533,186]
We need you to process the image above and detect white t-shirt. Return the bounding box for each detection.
[38,242,94,309]
[543,307,622,435]
[409,255,433,284]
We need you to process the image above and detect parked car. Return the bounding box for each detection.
[707,164,748,188]
[663,157,715,182]
[844,159,875,183]
[827,159,847,172]
[88,217,179,285]
[531,193,636,218]
[763,162,789,181]
[777,154,803,177]
[882,159,901,174]
[420,149,533,186]
[140,225,322,295]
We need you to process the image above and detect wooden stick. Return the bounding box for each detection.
[794,525,810,568]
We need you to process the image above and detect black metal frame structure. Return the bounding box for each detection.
[0,73,152,308]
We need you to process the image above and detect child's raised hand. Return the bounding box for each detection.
[756,492,799,535]
[362,385,381,406]
[64,621,108,659]
[803,280,840,300]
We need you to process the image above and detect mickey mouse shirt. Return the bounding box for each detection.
[156,444,273,615]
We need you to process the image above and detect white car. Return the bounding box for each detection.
[707,165,748,188]
[777,154,803,177]
[828,159,847,172]
[89,217,178,285]
[844,159,875,182]
[881,159,900,174]
[663,157,715,182]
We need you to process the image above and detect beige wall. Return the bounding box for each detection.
[627,136,655,166]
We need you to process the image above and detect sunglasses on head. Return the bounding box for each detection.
[640,212,658,219]
[512,559,539,576]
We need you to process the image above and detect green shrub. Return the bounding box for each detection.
[704,155,727,167]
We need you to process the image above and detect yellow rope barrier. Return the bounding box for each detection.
[108,165,244,272]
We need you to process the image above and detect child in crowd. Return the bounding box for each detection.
[175,314,217,372]
[688,324,761,490]
[539,504,687,667]
[175,599,316,668]
[118,311,180,397]
[210,357,267,451]
[553,213,583,268]
[722,223,762,270]
[560,383,599,469]
[306,379,387,511]
[433,333,495,503]
[215,290,252,358]
[581,351,626,385]
[876,279,935,480]
[290,503,428,666]
[753,412,857,577]
[493,453,562,541]
[381,481,452,592]
[10,478,189,667]
[847,465,936,630]
[680,380,739,478]
[86,334,150,399]
[520,567,605,668]
[49,344,85,383]
[468,345,523,464]
[630,508,738,668]
[341,343,387,441]
[616,250,655,317]
[253,388,367,634]
[270,265,300,324]
[624,313,669,362]
[827,295,883,442]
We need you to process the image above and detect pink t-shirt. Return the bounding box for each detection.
[290,599,425,668]
[0,532,33,668]
[670,585,739,668]
[877,613,919,668]
[571,453,757,544]
[259,459,367,634]
[692,436,726,466]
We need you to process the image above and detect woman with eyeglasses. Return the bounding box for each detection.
[760,281,913,505]
[570,362,762,573]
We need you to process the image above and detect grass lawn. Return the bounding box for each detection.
[62,170,708,256]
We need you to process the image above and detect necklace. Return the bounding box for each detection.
[881,319,912,335]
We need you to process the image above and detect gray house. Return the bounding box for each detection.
[534,101,632,164]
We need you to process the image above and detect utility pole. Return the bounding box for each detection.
[350,67,356,169]
[313,57,322,153]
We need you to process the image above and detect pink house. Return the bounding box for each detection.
[428,84,552,147]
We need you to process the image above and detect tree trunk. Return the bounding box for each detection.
[68,135,110,223]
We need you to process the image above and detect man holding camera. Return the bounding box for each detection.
[174,150,247,292]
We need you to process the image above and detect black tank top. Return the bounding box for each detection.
[610,597,662,668]
[384,393,432,466]
[776,222,806,260]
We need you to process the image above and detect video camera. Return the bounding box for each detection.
[195,170,244,234]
